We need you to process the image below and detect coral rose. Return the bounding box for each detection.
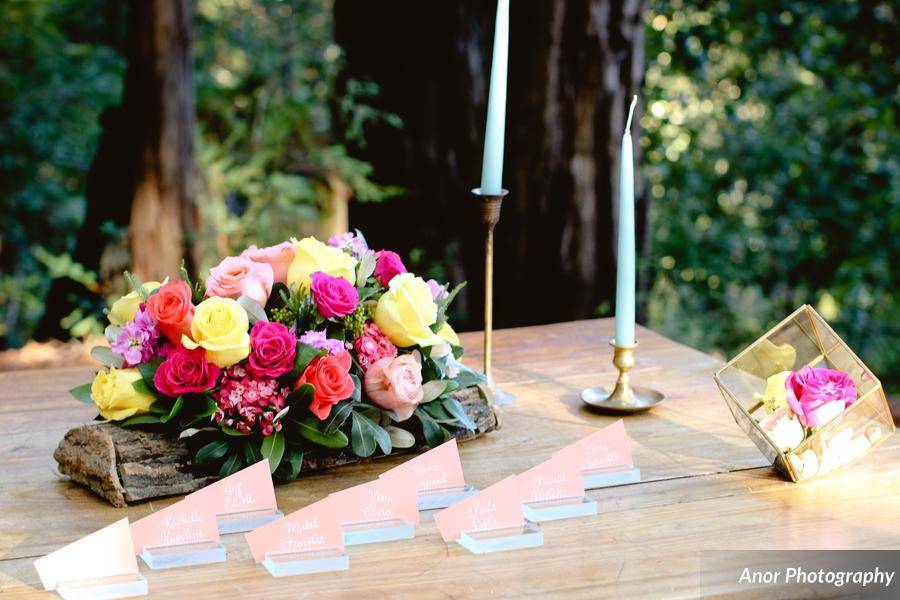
[206,256,274,307]
[154,346,220,397]
[146,280,194,344]
[241,241,296,284]
[296,351,355,420]
[363,354,424,421]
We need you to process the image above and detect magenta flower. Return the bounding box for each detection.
[353,322,397,372]
[310,271,359,318]
[154,346,220,397]
[785,366,857,428]
[373,250,407,287]
[247,321,297,378]
[213,365,289,436]
[298,330,346,356]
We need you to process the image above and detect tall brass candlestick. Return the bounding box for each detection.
[472,188,509,400]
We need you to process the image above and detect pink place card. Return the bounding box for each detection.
[433,476,524,542]
[190,459,277,516]
[34,518,141,591]
[378,438,467,493]
[553,419,633,471]
[244,499,343,563]
[516,454,585,504]
[130,495,220,554]
[328,474,420,527]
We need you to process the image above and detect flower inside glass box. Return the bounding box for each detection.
[714,305,894,482]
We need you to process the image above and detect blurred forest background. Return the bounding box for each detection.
[1,0,897,389]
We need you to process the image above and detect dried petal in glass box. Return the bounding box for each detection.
[714,305,894,482]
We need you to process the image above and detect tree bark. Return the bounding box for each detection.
[335,0,646,329]
[126,0,198,280]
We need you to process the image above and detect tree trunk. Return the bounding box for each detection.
[36,0,197,339]
[335,0,646,329]
[126,0,198,281]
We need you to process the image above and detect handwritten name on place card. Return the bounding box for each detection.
[553,419,633,471]
[329,474,419,527]
[379,438,467,493]
[433,476,524,542]
[516,455,584,504]
[130,498,220,554]
[190,459,277,515]
[245,499,343,563]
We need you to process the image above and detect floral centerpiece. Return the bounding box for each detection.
[69,231,485,481]
[714,305,894,482]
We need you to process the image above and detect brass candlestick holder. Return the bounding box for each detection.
[472,187,514,405]
[581,341,665,413]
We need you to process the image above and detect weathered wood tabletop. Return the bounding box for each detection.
[1,319,898,599]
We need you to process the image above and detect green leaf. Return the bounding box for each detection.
[124,271,148,300]
[196,439,231,464]
[180,394,218,427]
[244,440,264,465]
[350,374,362,403]
[422,401,454,422]
[295,343,320,372]
[385,425,416,449]
[421,380,448,403]
[137,359,163,387]
[90,346,123,368]
[222,426,249,437]
[69,383,94,404]
[351,411,391,457]
[416,409,443,447]
[260,432,286,473]
[434,281,466,328]
[131,378,155,397]
[279,446,303,481]
[159,395,184,424]
[121,413,163,426]
[442,397,477,431]
[292,417,349,448]
[238,295,268,324]
[219,450,243,477]
[322,401,354,434]
[450,362,487,388]
[356,251,377,287]
[285,383,315,408]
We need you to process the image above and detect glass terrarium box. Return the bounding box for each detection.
[714,305,894,482]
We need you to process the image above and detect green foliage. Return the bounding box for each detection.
[642,0,899,390]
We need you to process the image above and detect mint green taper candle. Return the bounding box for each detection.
[479,0,509,195]
[614,96,638,346]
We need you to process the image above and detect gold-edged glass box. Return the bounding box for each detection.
[714,305,894,482]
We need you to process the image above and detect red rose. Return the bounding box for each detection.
[154,346,220,397]
[247,321,297,378]
[146,280,194,344]
[373,250,407,287]
[296,351,355,420]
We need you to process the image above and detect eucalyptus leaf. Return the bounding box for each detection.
[441,397,477,431]
[104,325,123,344]
[69,383,94,404]
[421,380,448,403]
[385,425,416,449]
[90,346,124,368]
[238,295,268,324]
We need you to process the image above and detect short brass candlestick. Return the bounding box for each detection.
[581,341,665,413]
[472,187,514,405]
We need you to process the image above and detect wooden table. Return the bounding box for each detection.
[1,319,898,598]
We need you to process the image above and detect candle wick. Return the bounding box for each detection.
[625,95,638,134]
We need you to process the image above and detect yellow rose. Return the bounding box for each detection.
[287,236,357,289]
[91,367,156,421]
[108,281,162,325]
[374,273,444,348]
[437,322,460,346]
[182,296,251,367]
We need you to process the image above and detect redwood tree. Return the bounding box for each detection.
[335,0,647,329]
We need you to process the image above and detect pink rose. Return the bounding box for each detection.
[206,256,274,306]
[240,241,295,284]
[247,321,297,378]
[363,354,423,421]
[310,271,359,318]
[785,366,857,428]
[353,322,397,372]
[154,346,220,397]
[373,250,407,287]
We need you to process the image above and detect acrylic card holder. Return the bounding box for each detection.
[216,507,284,535]
[580,464,641,489]
[330,476,419,547]
[342,517,415,546]
[521,496,598,522]
[139,540,226,570]
[34,519,147,600]
[417,484,479,511]
[262,547,349,578]
[457,522,544,554]
[56,573,148,600]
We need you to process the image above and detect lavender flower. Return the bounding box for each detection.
[327,231,371,258]
[426,279,448,302]
[111,304,167,367]
[298,329,347,356]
